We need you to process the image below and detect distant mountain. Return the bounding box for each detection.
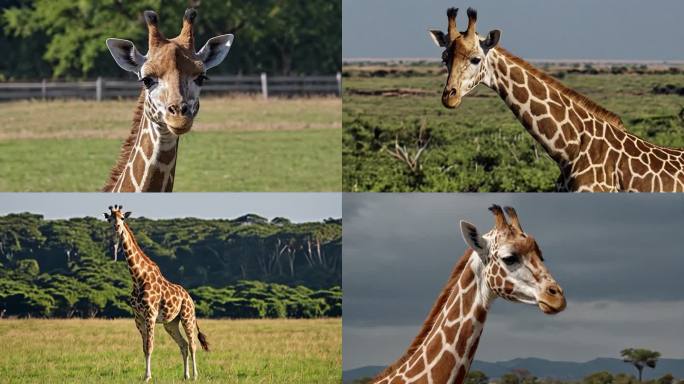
[344,358,684,383]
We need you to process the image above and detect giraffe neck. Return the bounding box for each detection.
[103,91,179,192]
[118,223,159,284]
[483,47,623,173]
[374,249,494,384]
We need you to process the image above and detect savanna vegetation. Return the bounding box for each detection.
[0,318,341,383]
[0,213,342,319]
[343,62,684,192]
[0,0,341,79]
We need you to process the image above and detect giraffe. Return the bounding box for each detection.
[373,205,566,384]
[104,205,209,381]
[103,9,234,192]
[429,7,684,192]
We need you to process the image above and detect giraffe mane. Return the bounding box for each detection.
[374,248,474,380]
[122,221,159,268]
[496,47,626,131]
[102,89,146,191]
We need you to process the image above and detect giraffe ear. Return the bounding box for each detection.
[123,211,132,219]
[428,29,448,48]
[106,38,146,75]
[460,220,488,262]
[197,34,234,71]
[481,29,501,51]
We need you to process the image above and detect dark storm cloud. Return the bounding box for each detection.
[343,194,684,369]
[343,0,684,60]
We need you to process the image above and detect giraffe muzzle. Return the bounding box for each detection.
[442,88,462,109]
[538,283,566,314]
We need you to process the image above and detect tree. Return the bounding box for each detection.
[621,348,661,382]
[465,371,488,384]
[584,371,614,384]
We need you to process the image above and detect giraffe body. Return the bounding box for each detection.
[374,206,565,384]
[103,9,233,192]
[430,7,684,192]
[105,205,209,381]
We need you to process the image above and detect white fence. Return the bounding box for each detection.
[0,73,342,101]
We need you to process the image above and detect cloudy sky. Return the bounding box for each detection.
[0,193,341,222]
[343,0,684,60]
[343,194,684,370]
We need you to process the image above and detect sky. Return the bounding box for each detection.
[343,0,684,60]
[0,193,341,222]
[343,193,684,370]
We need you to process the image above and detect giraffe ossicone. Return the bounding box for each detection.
[373,205,565,384]
[104,205,210,381]
[103,8,234,192]
[430,6,684,192]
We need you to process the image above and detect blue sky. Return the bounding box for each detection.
[343,0,684,60]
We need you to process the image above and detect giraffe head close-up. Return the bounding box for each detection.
[106,9,234,135]
[429,7,500,109]
[460,205,566,315]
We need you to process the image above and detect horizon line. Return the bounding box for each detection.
[343,57,684,65]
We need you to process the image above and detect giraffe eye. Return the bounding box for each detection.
[470,57,482,65]
[502,254,519,265]
[140,76,156,89]
[194,75,209,86]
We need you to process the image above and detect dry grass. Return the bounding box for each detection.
[0,95,341,140]
[0,318,341,383]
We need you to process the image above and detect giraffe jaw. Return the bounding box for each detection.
[538,299,566,315]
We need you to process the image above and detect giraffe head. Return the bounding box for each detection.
[104,204,132,260]
[106,9,234,135]
[429,7,500,109]
[459,205,566,315]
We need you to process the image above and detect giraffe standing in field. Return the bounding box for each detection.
[429,7,684,192]
[373,205,566,384]
[103,9,234,192]
[104,205,209,381]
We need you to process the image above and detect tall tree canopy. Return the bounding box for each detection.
[1,0,341,79]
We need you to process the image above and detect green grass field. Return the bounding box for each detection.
[0,318,341,383]
[0,96,341,191]
[343,64,684,191]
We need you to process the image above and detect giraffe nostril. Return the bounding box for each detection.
[167,105,178,115]
[547,286,559,296]
[180,104,189,116]
[449,88,457,97]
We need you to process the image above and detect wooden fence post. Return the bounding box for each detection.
[96,77,103,101]
[336,72,342,97]
[260,72,268,99]
[41,79,47,100]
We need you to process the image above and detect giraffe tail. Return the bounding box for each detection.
[197,322,210,352]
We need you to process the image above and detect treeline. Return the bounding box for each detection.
[0,213,341,319]
[0,0,341,79]
[351,371,682,384]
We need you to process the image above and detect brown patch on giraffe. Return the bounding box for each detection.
[147,168,166,191]
[405,357,425,379]
[605,127,623,149]
[568,110,583,134]
[554,135,566,150]
[662,174,675,191]
[649,154,664,172]
[589,141,608,165]
[574,105,589,119]
[497,81,509,100]
[158,147,177,165]
[497,59,508,76]
[431,352,456,384]
[536,118,556,141]
[527,75,547,100]
[530,100,547,117]
[454,366,467,384]
[389,376,406,384]
[373,250,474,381]
[510,102,521,116]
[566,143,580,159]
[635,139,651,153]
[460,284,476,315]
[460,266,475,289]
[512,84,529,103]
[467,335,481,363]
[474,305,487,324]
[630,157,649,175]
[549,102,565,121]
[119,171,137,192]
[496,48,625,130]
[509,66,524,84]
[521,112,534,131]
[495,275,503,287]
[503,280,514,295]
[560,123,577,142]
[623,139,639,155]
[426,332,443,358]
[140,132,154,159]
[455,319,473,357]
[653,148,668,160]
[443,321,460,342]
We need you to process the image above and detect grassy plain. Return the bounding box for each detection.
[0,318,341,383]
[343,64,684,191]
[0,96,341,191]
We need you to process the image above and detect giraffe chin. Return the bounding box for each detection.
[165,119,193,135]
[538,299,566,315]
[441,96,462,109]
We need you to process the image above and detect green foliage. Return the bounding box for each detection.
[465,370,489,384]
[343,67,684,192]
[1,0,341,79]
[585,371,614,384]
[621,348,661,381]
[0,213,341,319]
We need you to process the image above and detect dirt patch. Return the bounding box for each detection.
[346,88,435,97]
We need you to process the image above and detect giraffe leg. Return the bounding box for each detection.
[143,318,156,382]
[133,314,150,380]
[164,318,190,380]
[180,312,198,380]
